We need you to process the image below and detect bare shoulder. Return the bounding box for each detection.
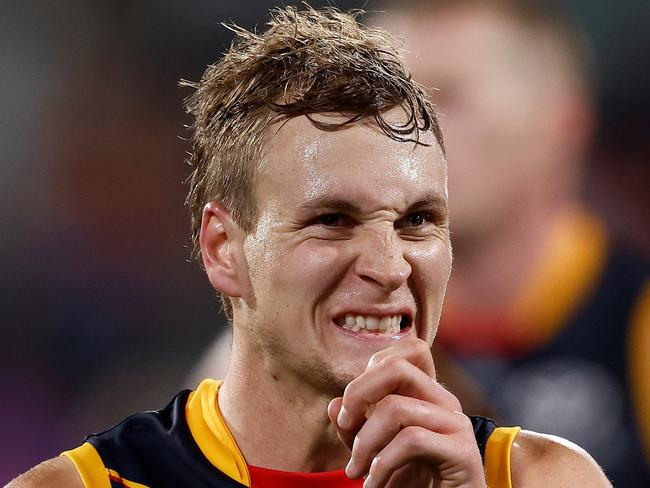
[4,456,84,488]
[510,429,612,487]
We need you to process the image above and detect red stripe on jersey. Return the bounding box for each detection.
[248,465,362,488]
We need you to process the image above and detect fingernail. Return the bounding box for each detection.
[345,457,357,478]
[337,406,351,429]
[363,473,373,488]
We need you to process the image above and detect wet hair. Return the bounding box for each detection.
[182,6,442,316]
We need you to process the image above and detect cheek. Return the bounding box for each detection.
[250,239,345,304]
[291,241,344,284]
[409,242,452,294]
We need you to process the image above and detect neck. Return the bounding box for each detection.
[217,336,349,472]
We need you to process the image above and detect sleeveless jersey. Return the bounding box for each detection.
[62,379,520,488]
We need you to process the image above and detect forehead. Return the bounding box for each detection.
[259,111,447,210]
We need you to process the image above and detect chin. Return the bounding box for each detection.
[294,356,364,398]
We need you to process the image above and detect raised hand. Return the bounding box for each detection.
[328,340,487,488]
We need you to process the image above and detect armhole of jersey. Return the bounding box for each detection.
[628,279,650,464]
[61,442,111,488]
[484,426,520,488]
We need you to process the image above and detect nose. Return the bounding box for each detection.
[354,229,411,292]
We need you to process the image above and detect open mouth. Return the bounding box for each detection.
[333,314,411,335]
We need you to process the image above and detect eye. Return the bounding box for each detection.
[395,210,448,236]
[399,211,431,228]
[313,213,347,227]
[405,212,426,227]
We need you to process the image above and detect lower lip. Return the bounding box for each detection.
[330,320,413,340]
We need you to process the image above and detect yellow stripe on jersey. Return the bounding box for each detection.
[61,442,111,488]
[485,426,520,488]
[107,468,151,488]
[185,379,251,486]
[510,208,607,347]
[628,279,650,465]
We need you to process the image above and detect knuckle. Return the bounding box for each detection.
[449,394,463,413]
[351,434,367,455]
[377,355,408,374]
[343,378,361,401]
[413,338,430,355]
[452,411,472,432]
[369,454,384,473]
[381,354,403,366]
[368,350,386,368]
[400,426,425,450]
[438,382,463,411]
[377,394,403,417]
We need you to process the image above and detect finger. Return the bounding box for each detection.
[383,465,431,488]
[362,425,481,488]
[346,395,467,479]
[328,397,356,451]
[337,355,462,431]
[367,339,435,378]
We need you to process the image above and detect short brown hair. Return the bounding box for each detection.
[182,6,442,315]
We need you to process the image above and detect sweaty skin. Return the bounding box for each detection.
[217,109,452,401]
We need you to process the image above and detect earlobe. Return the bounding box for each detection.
[200,202,246,298]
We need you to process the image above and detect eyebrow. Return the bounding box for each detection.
[405,193,448,214]
[296,197,362,215]
[296,192,448,215]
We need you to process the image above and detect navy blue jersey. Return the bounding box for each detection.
[63,379,520,488]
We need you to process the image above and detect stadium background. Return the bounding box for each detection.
[1,0,648,481]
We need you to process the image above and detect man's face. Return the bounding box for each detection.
[236,109,451,396]
[382,8,556,244]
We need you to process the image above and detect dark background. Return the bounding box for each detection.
[1,0,648,480]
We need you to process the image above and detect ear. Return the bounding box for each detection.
[199,202,247,298]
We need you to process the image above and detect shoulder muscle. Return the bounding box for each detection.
[510,430,612,487]
[4,456,84,488]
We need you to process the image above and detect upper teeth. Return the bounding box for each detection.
[337,314,402,334]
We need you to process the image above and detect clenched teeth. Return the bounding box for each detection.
[336,314,403,334]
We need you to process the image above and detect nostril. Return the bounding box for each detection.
[354,256,411,292]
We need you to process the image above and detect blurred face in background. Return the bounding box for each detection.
[381,6,587,246]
